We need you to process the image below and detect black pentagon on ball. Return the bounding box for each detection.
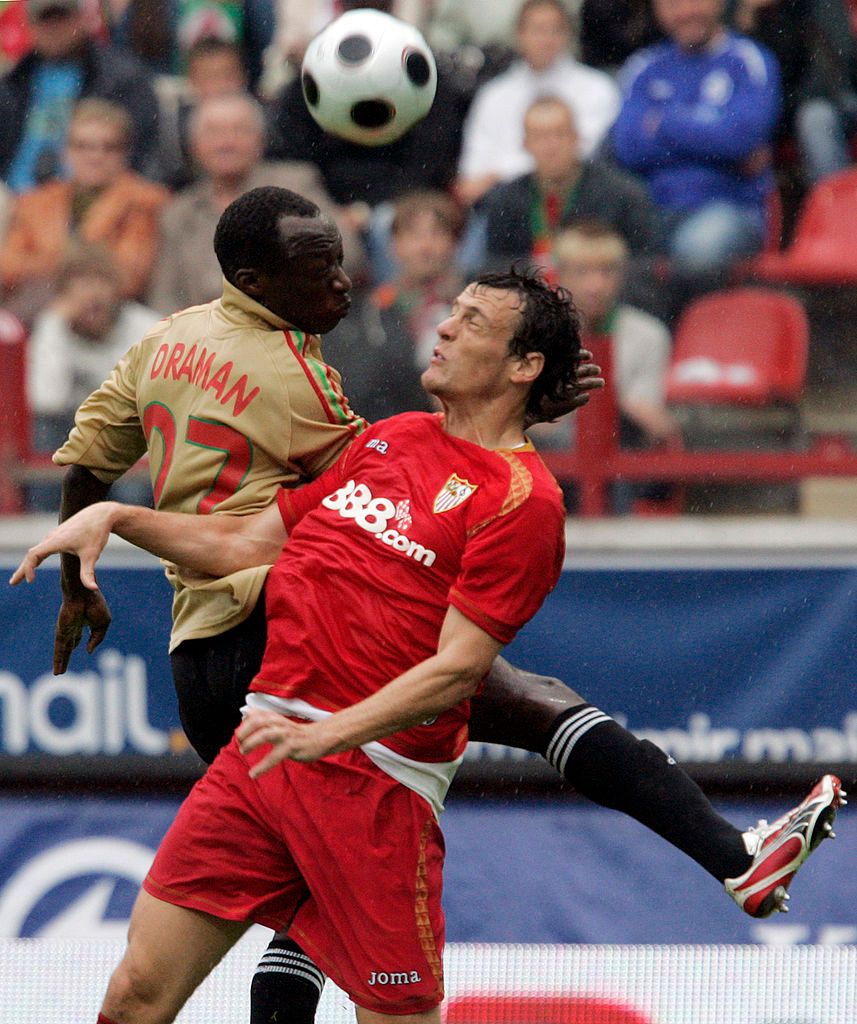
[404,49,431,87]
[302,71,319,107]
[338,33,372,65]
[351,99,396,129]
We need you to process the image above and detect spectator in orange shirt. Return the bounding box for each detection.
[0,97,169,322]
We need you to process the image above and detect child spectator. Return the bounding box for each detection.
[538,219,681,512]
[326,189,464,423]
[555,220,680,450]
[26,243,160,509]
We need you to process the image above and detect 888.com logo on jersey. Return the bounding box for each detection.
[321,480,436,567]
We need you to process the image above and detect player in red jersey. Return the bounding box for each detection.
[14,267,844,1021]
[31,190,842,1023]
[14,269,576,1024]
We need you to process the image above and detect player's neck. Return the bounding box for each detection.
[441,400,528,451]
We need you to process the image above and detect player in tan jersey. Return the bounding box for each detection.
[56,272,364,653]
[54,188,364,765]
[47,188,768,1024]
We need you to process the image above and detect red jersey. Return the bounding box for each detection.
[252,412,565,764]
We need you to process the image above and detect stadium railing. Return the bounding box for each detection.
[4,316,857,517]
[540,334,857,517]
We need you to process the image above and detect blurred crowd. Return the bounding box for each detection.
[1,0,855,514]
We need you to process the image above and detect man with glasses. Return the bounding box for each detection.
[0,98,168,320]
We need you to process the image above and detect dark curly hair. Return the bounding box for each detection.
[473,267,581,417]
[214,186,321,285]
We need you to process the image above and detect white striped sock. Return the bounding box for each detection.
[254,950,326,994]
[546,706,612,776]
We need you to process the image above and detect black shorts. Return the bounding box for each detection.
[170,593,268,764]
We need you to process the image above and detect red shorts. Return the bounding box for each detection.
[144,734,446,1015]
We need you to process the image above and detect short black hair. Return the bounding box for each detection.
[473,267,581,417]
[214,186,321,284]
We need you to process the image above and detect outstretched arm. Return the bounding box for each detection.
[11,500,288,591]
[237,606,503,775]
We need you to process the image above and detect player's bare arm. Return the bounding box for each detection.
[238,606,503,776]
[10,500,288,590]
[53,465,113,675]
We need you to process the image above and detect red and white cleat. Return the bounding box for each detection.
[725,774,846,918]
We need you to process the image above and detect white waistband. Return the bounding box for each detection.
[242,692,462,818]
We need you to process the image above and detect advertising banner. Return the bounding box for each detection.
[503,565,857,768]
[0,566,198,782]
[1,564,856,780]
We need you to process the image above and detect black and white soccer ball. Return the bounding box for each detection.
[301,8,437,147]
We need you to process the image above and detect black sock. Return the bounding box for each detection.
[250,937,324,1024]
[545,705,751,882]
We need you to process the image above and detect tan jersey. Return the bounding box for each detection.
[55,280,366,650]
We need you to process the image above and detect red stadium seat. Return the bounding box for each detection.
[753,168,857,285]
[0,310,29,514]
[665,288,808,407]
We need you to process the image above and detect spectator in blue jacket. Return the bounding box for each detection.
[611,0,781,285]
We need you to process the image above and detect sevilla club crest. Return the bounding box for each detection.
[433,474,478,514]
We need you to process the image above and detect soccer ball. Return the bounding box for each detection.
[301,9,437,147]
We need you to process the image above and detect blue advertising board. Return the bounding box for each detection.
[503,566,857,766]
[1,564,856,770]
[0,561,855,947]
[0,567,182,763]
